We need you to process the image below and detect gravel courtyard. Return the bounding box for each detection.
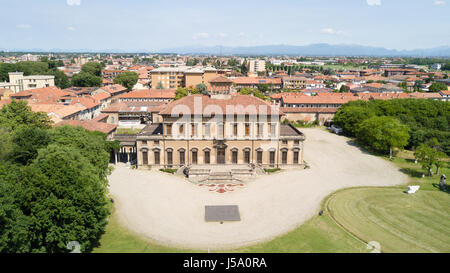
[108,128,408,250]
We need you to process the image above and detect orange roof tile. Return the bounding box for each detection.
[159,94,282,116]
[56,120,117,134]
[119,89,175,99]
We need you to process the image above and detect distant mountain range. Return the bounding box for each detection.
[161,43,450,57]
[2,43,450,57]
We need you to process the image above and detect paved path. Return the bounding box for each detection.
[108,128,408,250]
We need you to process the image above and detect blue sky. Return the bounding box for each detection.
[1,0,449,51]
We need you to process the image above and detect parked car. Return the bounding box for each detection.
[329,125,343,135]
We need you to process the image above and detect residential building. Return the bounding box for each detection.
[282,76,307,89]
[248,59,266,73]
[0,72,55,93]
[232,77,282,91]
[150,66,218,90]
[102,101,168,127]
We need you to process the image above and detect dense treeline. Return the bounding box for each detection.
[334,99,450,155]
[0,101,112,253]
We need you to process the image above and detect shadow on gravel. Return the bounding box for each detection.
[346,140,373,156]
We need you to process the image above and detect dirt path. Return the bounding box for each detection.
[108,128,408,250]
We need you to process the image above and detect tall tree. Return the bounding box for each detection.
[356,116,410,159]
[414,144,437,176]
[429,82,447,92]
[81,62,104,77]
[0,100,51,131]
[113,71,139,90]
[71,72,102,87]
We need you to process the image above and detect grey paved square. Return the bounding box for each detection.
[205,205,241,222]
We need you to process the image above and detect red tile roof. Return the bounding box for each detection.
[56,119,117,134]
[100,84,127,95]
[159,94,282,116]
[92,92,111,101]
[69,96,100,109]
[10,86,73,103]
[119,89,175,99]
[280,107,339,113]
[209,76,234,83]
[281,93,359,104]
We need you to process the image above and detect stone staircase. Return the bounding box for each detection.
[208,171,239,184]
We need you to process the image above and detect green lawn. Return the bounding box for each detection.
[327,187,450,253]
[94,150,449,253]
[233,212,368,253]
[93,208,198,253]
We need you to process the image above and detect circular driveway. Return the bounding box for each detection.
[108,128,408,250]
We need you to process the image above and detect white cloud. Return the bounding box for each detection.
[193,32,209,39]
[366,0,381,6]
[434,0,445,5]
[67,26,76,31]
[67,0,81,6]
[238,32,245,37]
[320,28,346,35]
[16,24,32,29]
[218,33,227,38]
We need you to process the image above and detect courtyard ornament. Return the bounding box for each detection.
[440,174,447,192]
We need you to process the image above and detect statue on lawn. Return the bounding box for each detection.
[440,174,447,192]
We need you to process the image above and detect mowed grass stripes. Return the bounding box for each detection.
[327,187,450,253]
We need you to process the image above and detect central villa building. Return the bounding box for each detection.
[135,90,305,168]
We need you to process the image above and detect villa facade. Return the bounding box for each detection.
[135,94,305,168]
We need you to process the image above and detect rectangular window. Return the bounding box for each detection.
[142,140,147,145]
[154,140,160,145]
[192,151,198,164]
[270,151,275,166]
[204,151,210,164]
[257,151,263,165]
[282,151,287,164]
[270,123,276,136]
[179,150,185,165]
[244,150,250,164]
[245,123,250,137]
[232,150,238,164]
[204,123,211,138]
[154,151,160,165]
[294,140,300,145]
[142,151,148,165]
[191,123,197,138]
[293,151,299,164]
[257,123,264,137]
[218,123,224,139]
[282,140,288,145]
[166,124,172,135]
[233,123,238,136]
[167,151,173,166]
[179,124,184,136]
